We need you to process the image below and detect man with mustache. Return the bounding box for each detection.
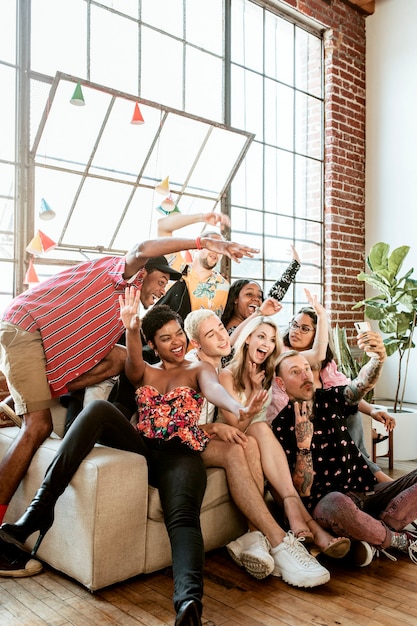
[271,332,417,567]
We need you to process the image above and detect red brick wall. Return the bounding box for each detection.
[282,0,367,338]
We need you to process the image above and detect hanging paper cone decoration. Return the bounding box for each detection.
[39,198,56,220]
[24,258,40,285]
[156,204,181,216]
[183,250,193,264]
[155,176,170,196]
[70,82,85,106]
[161,196,175,211]
[26,230,57,255]
[131,102,144,124]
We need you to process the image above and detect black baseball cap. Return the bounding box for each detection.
[144,255,182,280]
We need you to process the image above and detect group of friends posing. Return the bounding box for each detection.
[0,211,416,626]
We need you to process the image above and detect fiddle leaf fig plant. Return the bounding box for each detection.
[353,242,417,412]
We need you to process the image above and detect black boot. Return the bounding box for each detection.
[175,600,202,626]
[0,485,57,555]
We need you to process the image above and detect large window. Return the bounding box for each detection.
[0,0,323,318]
[228,0,323,321]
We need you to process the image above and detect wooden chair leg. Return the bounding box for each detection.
[388,430,394,470]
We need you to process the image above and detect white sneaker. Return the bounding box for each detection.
[351,540,396,566]
[351,541,375,567]
[237,532,275,580]
[226,530,265,567]
[270,531,330,588]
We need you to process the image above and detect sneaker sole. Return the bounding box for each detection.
[226,541,244,567]
[241,553,275,580]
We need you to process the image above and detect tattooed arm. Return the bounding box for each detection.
[292,401,314,497]
[344,331,386,404]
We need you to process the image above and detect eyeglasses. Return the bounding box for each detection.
[289,321,315,334]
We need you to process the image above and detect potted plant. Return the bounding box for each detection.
[353,242,417,413]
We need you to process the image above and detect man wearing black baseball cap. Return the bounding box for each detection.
[0,230,258,579]
[141,255,182,312]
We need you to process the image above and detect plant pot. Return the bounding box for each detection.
[384,406,417,461]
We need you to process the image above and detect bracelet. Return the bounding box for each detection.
[316,341,328,344]
[196,236,202,250]
[296,448,311,455]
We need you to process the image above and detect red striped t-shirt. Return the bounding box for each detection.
[2,256,143,396]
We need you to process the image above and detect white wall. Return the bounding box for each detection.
[366,0,417,405]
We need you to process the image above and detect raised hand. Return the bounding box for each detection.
[203,211,231,230]
[248,362,265,391]
[203,237,259,263]
[119,286,141,332]
[304,288,326,316]
[240,389,269,421]
[357,330,387,362]
[260,297,282,317]
[294,401,313,449]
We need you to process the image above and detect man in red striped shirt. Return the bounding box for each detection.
[0,234,257,577]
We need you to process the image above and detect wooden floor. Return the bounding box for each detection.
[1,457,416,626]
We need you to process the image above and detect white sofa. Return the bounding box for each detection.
[0,402,246,591]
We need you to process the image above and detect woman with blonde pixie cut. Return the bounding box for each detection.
[183,309,216,344]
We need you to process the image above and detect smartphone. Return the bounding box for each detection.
[354,321,371,335]
[354,321,378,357]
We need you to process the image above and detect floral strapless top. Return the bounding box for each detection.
[135,385,210,451]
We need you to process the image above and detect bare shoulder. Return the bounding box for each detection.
[218,366,233,382]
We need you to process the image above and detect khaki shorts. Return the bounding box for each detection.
[0,321,53,415]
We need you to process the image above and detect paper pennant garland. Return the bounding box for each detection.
[155,176,170,196]
[39,198,56,220]
[70,82,85,106]
[26,230,57,255]
[183,250,193,264]
[156,204,181,216]
[24,257,40,284]
[131,102,144,124]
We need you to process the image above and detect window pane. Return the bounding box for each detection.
[231,0,263,72]
[0,65,15,161]
[264,79,294,151]
[295,28,322,98]
[31,0,86,76]
[0,1,16,63]
[141,26,183,109]
[264,15,294,84]
[98,0,139,20]
[90,7,138,93]
[294,155,322,220]
[231,66,264,138]
[185,47,223,121]
[295,92,323,159]
[186,0,223,55]
[264,147,294,217]
[142,0,183,38]
[231,141,263,210]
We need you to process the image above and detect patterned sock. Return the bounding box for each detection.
[390,531,408,552]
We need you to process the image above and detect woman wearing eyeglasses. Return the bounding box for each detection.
[266,296,393,483]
